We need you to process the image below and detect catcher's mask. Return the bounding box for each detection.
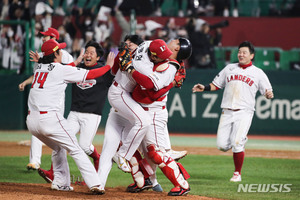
[177,37,192,61]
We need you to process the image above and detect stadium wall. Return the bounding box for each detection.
[50,16,300,50]
[2,69,300,135]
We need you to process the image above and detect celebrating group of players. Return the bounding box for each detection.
[20,25,274,196]
[20,27,192,196]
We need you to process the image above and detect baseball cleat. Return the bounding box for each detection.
[167,187,190,196]
[27,163,40,170]
[90,185,105,195]
[112,154,131,173]
[230,172,242,182]
[167,149,188,161]
[51,184,74,191]
[152,183,163,192]
[126,178,152,193]
[38,168,54,183]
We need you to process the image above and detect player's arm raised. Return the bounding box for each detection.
[29,51,40,62]
[73,48,85,66]
[85,52,115,80]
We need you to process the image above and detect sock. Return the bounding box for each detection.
[89,148,100,171]
[233,152,244,174]
[49,163,53,173]
[89,148,100,160]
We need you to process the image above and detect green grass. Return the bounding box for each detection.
[1,131,300,199]
[2,131,300,150]
[0,154,299,200]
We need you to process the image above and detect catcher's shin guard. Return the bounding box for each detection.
[177,162,190,180]
[147,144,164,164]
[129,150,154,188]
[147,144,189,190]
[160,157,189,189]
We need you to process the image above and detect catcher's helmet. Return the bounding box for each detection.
[177,38,192,61]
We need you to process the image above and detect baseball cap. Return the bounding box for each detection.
[149,39,173,60]
[41,39,66,56]
[40,27,59,40]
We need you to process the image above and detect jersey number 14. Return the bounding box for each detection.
[31,72,49,89]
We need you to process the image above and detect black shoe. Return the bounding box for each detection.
[126,178,152,193]
[168,187,190,196]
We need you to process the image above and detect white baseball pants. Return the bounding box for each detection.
[98,108,131,187]
[108,84,151,160]
[26,111,101,188]
[67,111,101,155]
[217,109,254,153]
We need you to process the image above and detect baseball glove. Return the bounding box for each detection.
[174,66,186,88]
[118,42,132,71]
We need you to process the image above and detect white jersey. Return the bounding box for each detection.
[61,49,74,64]
[34,50,74,72]
[114,41,166,92]
[212,63,272,111]
[140,63,177,108]
[28,62,88,112]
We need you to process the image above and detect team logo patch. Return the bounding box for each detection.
[76,79,96,89]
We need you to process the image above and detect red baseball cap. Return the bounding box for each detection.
[41,39,66,56]
[149,39,172,60]
[40,27,59,40]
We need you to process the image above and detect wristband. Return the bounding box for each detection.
[204,84,211,91]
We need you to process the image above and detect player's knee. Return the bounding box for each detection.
[217,143,231,152]
[134,115,151,128]
[217,141,231,152]
[79,142,92,155]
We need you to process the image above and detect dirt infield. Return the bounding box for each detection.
[0,141,299,199]
[0,182,220,200]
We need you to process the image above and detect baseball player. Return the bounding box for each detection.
[26,39,114,194]
[19,27,80,170]
[37,40,114,183]
[192,41,274,182]
[97,38,173,193]
[110,39,173,162]
[126,38,192,196]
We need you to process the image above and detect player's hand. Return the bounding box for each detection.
[265,89,274,99]
[106,52,115,68]
[74,48,85,66]
[19,82,26,91]
[118,42,132,71]
[192,83,205,93]
[29,50,40,62]
[174,67,186,88]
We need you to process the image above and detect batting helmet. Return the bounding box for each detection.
[177,38,192,61]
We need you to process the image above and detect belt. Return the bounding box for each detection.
[226,108,241,112]
[143,106,166,111]
[113,81,118,87]
[28,111,48,115]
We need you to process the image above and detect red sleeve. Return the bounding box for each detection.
[132,70,154,90]
[68,62,76,66]
[146,82,173,100]
[111,53,120,75]
[86,65,111,79]
[212,83,220,90]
